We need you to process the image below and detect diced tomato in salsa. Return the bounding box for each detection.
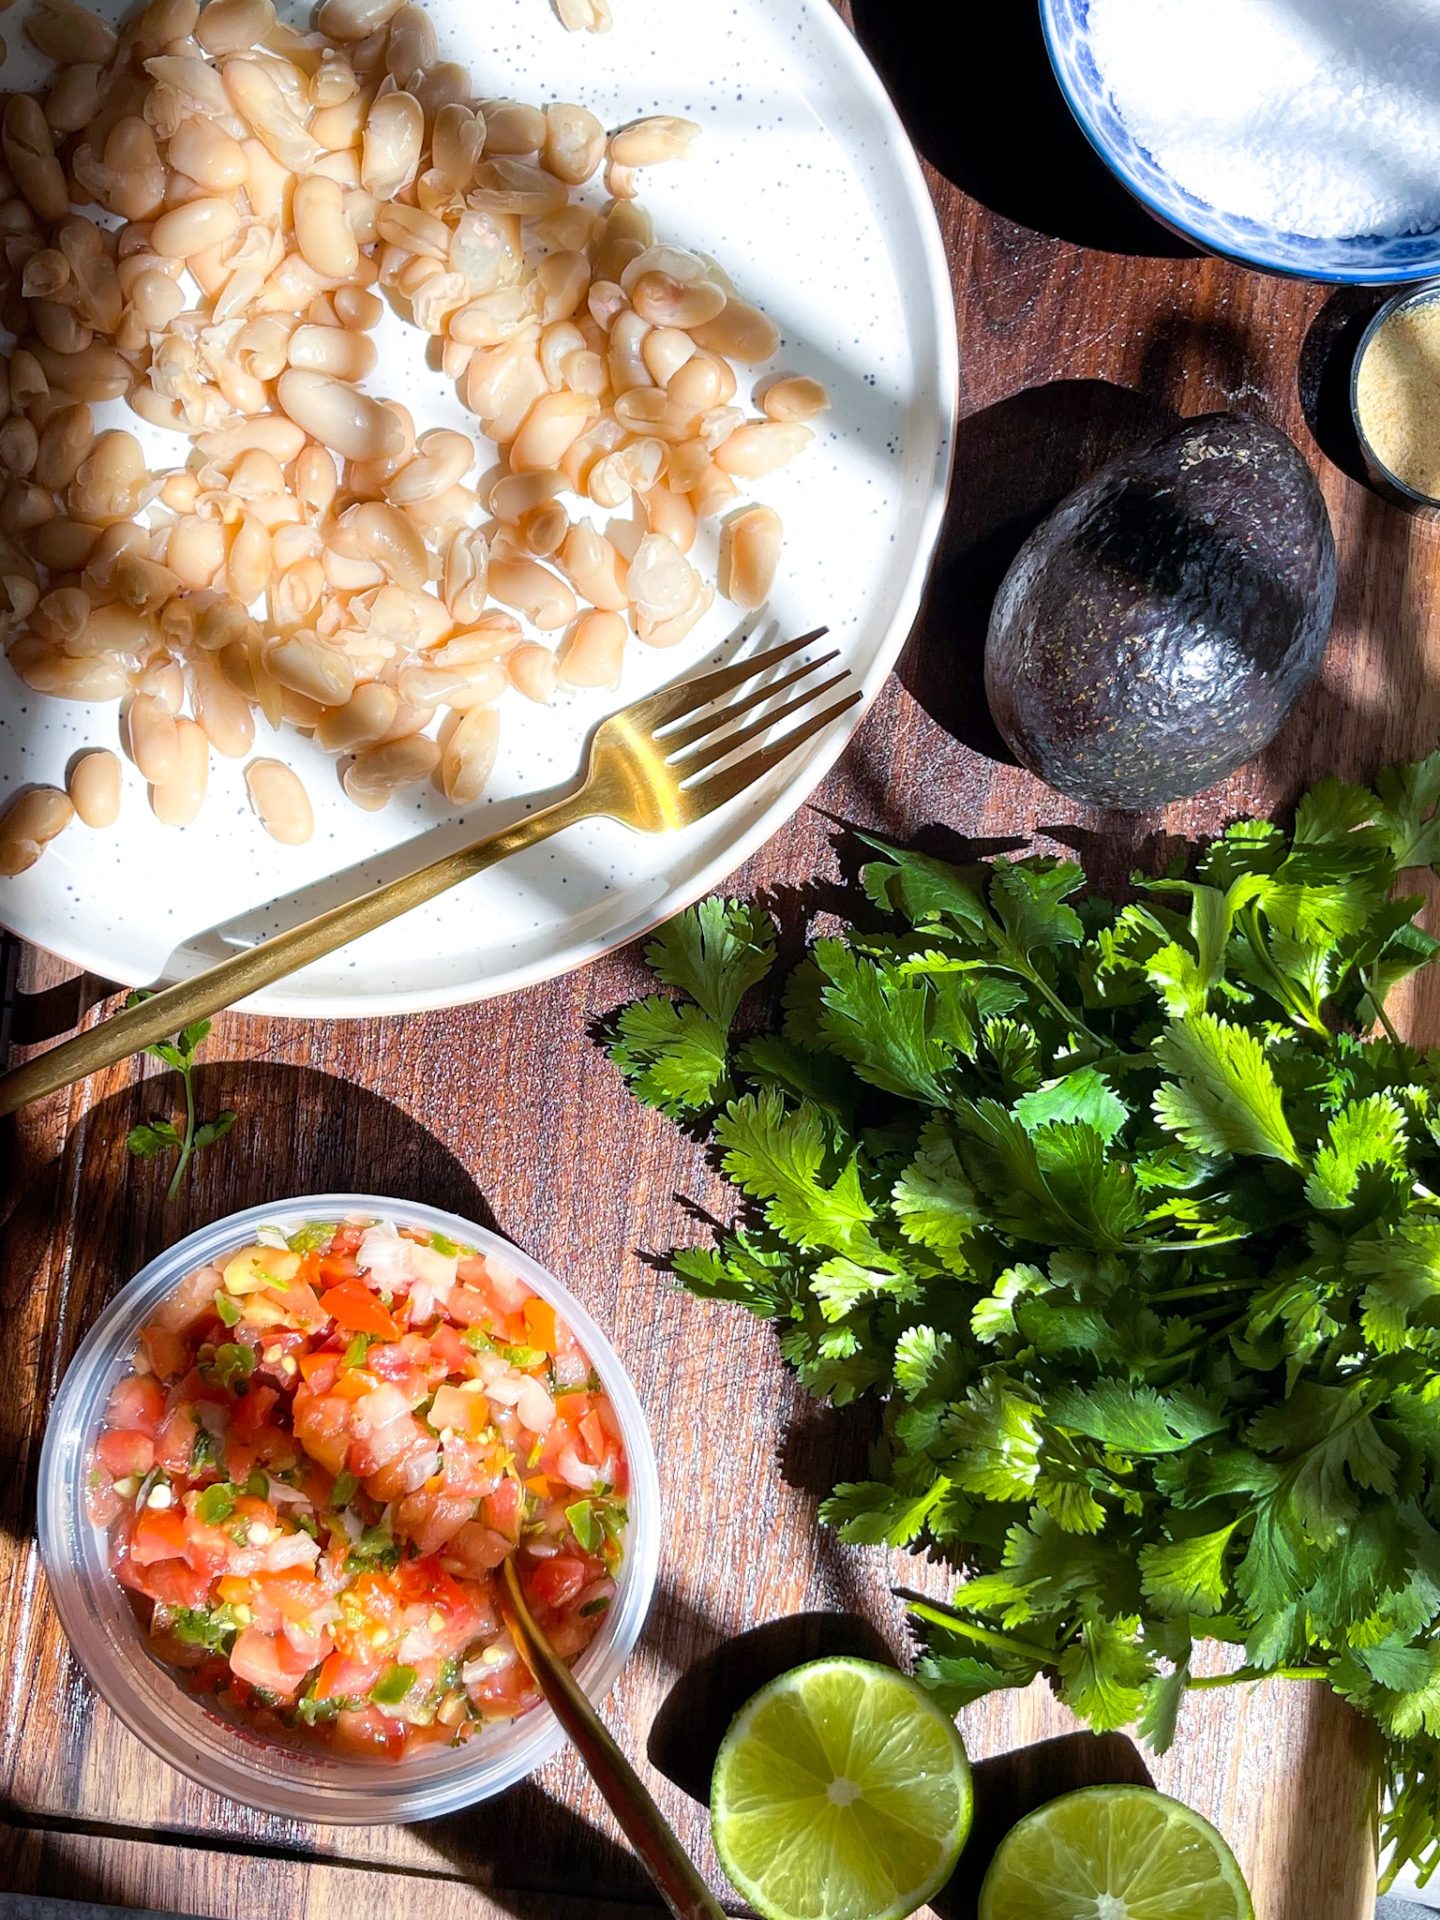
[89,1217,628,1760]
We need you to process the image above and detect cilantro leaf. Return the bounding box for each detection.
[1057,1612,1152,1731]
[1015,1067,1128,1145]
[1303,1094,1409,1212]
[1138,1524,1236,1616]
[714,1090,876,1257]
[988,860,1086,963]
[643,898,775,1026]
[1049,1382,1226,1455]
[891,1120,983,1258]
[127,1120,182,1157]
[1152,1015,1301,1165]
[1375,751,1440,869]
[812,941,954,1105]
[820,1480,946,1548]
[858,840,989,935]
[610,997,730,1116]
[810,1256,917,1323]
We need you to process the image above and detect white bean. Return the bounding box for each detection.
[315,680,398,751]
[690,300,781,366]
[316,0,402,39]
[293,174,359,279]
[713,421,812,477]
[149,717,209,826]
[761,375,830,423]
[267,631,356,705]
[361,90,422,198]
[150,195,240,259]
[196,0,276,54]
[721,505,783,610]
[245,757,313,843]
[438,705,499,804]
[557,519,628,611]
[557,609,625,690]
[384,429,473,506]
[125,692,181,784]
[191,653,257,757]
[342,732,439,809]
[276,368,406,462]
[488,555,576,631]
[506,639,558,704]
[607,116,700,168]
[68,749,121,827]
[287,321,377,381]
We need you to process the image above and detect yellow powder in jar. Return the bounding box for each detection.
[1356,295,1440,500]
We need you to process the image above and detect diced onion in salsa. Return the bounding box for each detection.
[87,1217,629,1758]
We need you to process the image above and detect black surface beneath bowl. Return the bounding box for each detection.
[848,0,1196,257]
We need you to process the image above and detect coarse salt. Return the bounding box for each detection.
[1086,0,1440,240]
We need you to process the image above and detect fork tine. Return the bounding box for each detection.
[671,668,854,778]
[681,688,864,814]
[625,627,830,732]
[660,648,840,755]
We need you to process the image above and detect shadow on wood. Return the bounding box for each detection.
[647,1611,897,1805]
[848,0,1195,257]
[1036,815,1183,901]
[414,1778,656,1911]
[1298,287,1389,493]
[933,1732,1155,1920]
[0,1065,494,1555]
[5,969,121,1047]
[0,1800,158,1915]
[895,379,1176,763]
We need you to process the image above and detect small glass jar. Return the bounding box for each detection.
[1352,282,1440,514]
[38,1193,660,1823]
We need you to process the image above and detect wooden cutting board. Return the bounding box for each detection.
[3,4,1434,1915]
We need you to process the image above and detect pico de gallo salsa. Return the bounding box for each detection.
[87,1216,630,1758]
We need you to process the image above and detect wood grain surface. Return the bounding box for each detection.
[2,4,1434,1916]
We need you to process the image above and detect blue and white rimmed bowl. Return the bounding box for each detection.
[1039,0,1440,285]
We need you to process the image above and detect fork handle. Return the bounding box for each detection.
[499,1560,726,1920]
[0,787,592,1117]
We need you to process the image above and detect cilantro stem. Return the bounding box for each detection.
[1238,904,1329,1036]
[1147,1278,1257,1303]
[1133,1232,1254,1253]
[1016,967,1109,1053]
[1187,1664,1328,1690]
[901,1596,1051,1665]
[167,1060,196,1204]
[1363,971,1404,1048]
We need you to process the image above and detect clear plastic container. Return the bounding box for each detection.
[37,1193,660,1823]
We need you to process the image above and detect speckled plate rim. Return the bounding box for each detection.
[1,0,958,1021]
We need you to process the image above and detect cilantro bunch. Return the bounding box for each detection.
[609,755,1440,1887]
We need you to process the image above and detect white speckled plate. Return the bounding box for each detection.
[0,0,956,1016]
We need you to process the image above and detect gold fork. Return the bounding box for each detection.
[0,628,855,1115]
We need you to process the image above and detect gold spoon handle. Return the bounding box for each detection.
[500,1559,725,1920]
[0,790,589,1117]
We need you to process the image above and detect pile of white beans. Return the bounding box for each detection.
[0,0,826,872]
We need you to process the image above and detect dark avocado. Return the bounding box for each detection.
[984,413,1337,811]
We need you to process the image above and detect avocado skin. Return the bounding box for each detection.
[983,413,1337,812]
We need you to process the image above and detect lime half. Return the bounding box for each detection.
[710,1657,972,1920]
[978,1785,1254,1920]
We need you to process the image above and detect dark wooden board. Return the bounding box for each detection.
[4,4,1434,1914]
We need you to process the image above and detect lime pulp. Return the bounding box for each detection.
[977,1784,1254,1920]
[709,1656,972,1920]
